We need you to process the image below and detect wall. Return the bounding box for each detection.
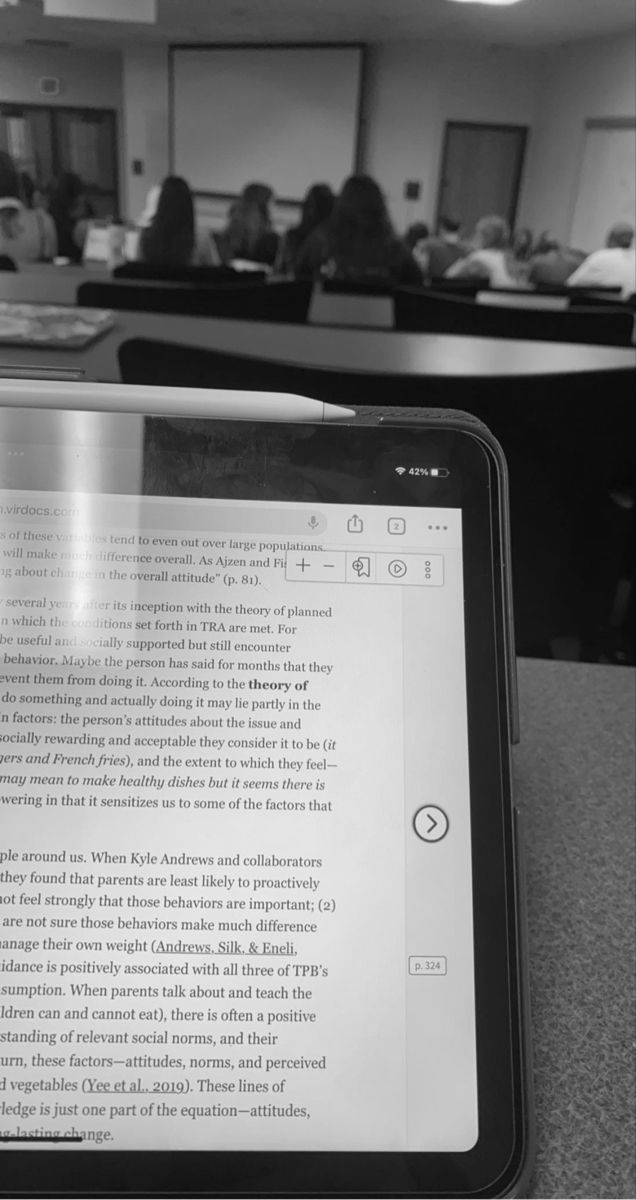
[0,43,122,110]
[121,46,169,221]
[2,34,634,236]
[517,35,636,244]
[0,43,124,214]
[362,40,540,231]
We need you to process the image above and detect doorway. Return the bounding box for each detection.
[435,121,527,236]
[569,118,636,254]
[0,104,119,218]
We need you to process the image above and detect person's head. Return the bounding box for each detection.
[474,214,510,250]
[405,221,430,251]
[438,214,461,239]
[0,195,22,241]
[325,174,397,269]
[0,153,22,240]
[606,222,634,249]
[512,227,534,261]
[331,174,394,238]
[534,231,561,256]
[140,175,195,266]
[241,182,274,222]
[298,183,335,233]
[223,189,274,259]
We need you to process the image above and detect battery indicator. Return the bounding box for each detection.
[429,468,450,478]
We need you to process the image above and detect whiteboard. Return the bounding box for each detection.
[171,46,362,201]
[570,124,636,253]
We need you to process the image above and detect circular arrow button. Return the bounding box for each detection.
[413,805,449,842]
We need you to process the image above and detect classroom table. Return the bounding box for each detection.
[0,297,634,383]
[0,261,109,305]
[514,657,635,1200]
[0,266,394,329]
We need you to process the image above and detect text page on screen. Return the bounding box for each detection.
[0,492,477,1153]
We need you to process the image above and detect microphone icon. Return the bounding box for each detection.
[307,515,320,530]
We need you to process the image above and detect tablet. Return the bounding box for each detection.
[0,392,531,1198]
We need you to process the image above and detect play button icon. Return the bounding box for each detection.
[413,805,449,842]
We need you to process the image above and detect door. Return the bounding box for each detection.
[0,104,119,218]
[436,122,527,236]
[569,119,636,254]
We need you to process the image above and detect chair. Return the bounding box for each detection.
[489,285,634,312]
[309,283,393,329]
[322,278,395,297]
[0,254,17,272]
[112,262,261,285]
[394,287,634,345]
[118,336,635,662]
[429,278,483,297]
[565,290,635,311]
[77,278,313,323]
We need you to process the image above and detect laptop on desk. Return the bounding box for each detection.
[82,221,141,267]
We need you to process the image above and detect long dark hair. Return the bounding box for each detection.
[222,182,274,259]
[295,184,334,243]
[326,174,396,265]
[140,176,195,266]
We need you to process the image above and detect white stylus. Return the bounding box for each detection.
[0,378,355,422]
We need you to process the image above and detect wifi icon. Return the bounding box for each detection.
[395,466,406,476]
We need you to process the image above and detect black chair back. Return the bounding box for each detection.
[428,278,483,296]
[567,290,635,311]
[113,262,259,285]
[0,254,17,272]
[322,278,395,297]
[394,287,634,345]
[488,286,632,310]
[77,279,312,323]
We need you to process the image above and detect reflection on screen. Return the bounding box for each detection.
[0,491,476,1152]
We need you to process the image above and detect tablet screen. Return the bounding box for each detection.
[0,414,478,1155]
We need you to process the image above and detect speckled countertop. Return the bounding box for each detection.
[514,658,635,1200]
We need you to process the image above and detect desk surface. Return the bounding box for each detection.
[514,658,635,1199]
[0,297,634,386]
[1,266,394,329]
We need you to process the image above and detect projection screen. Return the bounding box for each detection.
[170,45,363,201]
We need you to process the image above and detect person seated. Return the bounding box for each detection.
[137,183,161,231]
[445,215,523,289]
[6,172,57,263]
[404,221,430,274]
[216,182,279,267]
[294,174,422,285]
[278,183,335,275]
[506,227,537,287]
[47,172,94,263]
[527,233,586,287]
[0,195,21,271]
[0,152,22,269]
[415,214,470,279]
[566,223,636,298]
[138,176,217,268]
